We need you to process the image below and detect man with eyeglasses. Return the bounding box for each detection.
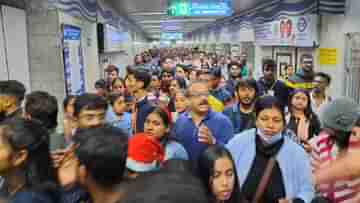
[172,81,233,166]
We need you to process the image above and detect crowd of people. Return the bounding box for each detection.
[0,47,359,203]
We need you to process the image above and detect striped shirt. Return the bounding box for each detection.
[310,131,360,203]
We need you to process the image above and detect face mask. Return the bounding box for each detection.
[257,128,283,145]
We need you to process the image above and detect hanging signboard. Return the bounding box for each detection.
[167,0,232,17]
[254,15,318,47]
[62,25,86,95]
[319,48,337,65]
[160,22,183,31]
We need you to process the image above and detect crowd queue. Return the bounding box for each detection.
[0,47,358,203]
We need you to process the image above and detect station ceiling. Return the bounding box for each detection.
[104,0,268,40]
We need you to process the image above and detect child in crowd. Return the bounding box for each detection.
[106,93,132,136]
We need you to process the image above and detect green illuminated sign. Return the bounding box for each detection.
[167,0,232,17]
[167,0,190,16]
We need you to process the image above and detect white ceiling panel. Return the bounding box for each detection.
[104,0,270,40]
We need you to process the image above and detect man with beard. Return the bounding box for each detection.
[0,80,26,122]
[311,72,332,115]
[172,81,233,165]
[285,54,316,90]
[225,61,243,98]
[223,79,258,134]
[257,59,289,108]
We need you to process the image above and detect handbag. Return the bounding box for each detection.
[243,157,277,203]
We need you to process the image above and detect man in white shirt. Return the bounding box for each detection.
[311,72,332,116]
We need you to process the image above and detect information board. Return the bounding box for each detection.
[62,25,85,95]
[319,48,337,65]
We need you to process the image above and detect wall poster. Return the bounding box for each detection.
[62,24,86,95]
[255,15,318,47]
[319,48,337,65]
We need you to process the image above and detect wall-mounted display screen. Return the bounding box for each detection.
[98,23,130,53]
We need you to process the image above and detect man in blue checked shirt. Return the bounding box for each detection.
[172,81,234,166]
